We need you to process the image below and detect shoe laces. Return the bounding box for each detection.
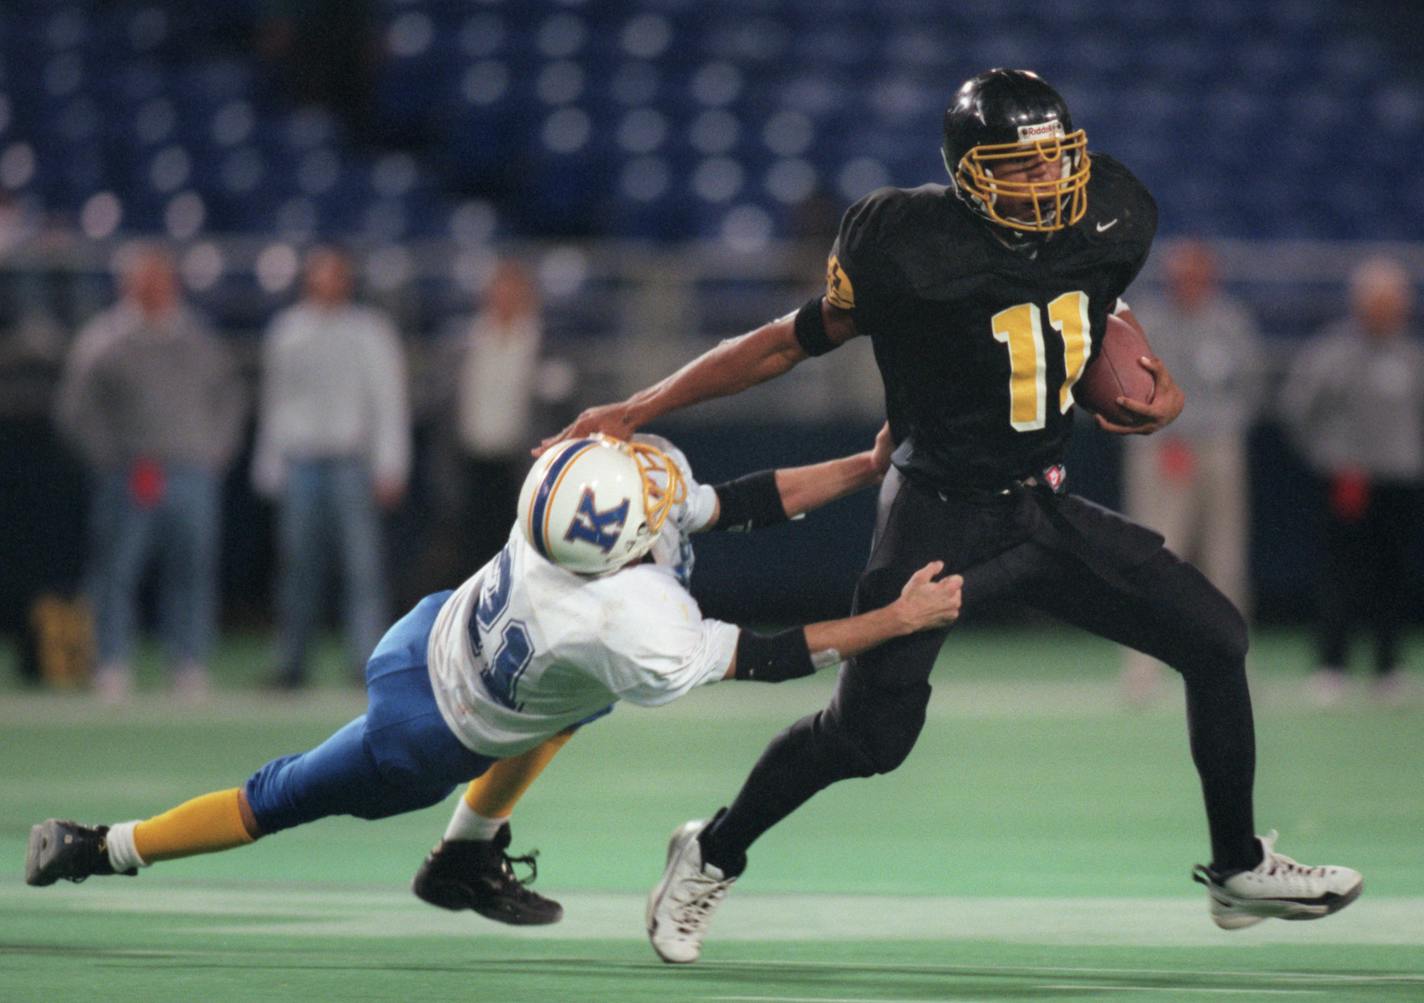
[1256,830,1327,879]
[670,869,732,934]
[498,848,541,889]
[62,825,110,883]
[1259,851,1327,879]
[1193,830,1328,888]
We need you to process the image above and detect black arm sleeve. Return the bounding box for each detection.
[733,627,816,683]
[710,469,788,532]
[793,296,837,357]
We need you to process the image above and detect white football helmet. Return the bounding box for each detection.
[517,434,686,575]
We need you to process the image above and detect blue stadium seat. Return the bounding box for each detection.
[0,0,1416,246]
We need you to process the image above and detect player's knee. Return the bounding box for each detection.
[242,758,304,835]
[823,731,881,779]
[833,685,929,776]
[775,709,878,781]
[1204,601,1249,669]
[237,789,265,840]
[829,732,916,777]
[1176,600,1248,678]
[351,764,455,821]
[1224,606,1249,663]
[862,728,919,774]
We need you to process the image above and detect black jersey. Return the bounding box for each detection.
[820,153,1156,492]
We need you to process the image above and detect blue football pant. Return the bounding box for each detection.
[244,591,496,834]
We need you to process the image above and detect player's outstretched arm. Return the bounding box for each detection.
[697,421,894,535]
[538,316,805,454]
[698,422,892,533]
[725,561,962,682]
[536,302,859,455]
[774,422,893,519]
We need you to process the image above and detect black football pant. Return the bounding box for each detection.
[702,469,1259,874]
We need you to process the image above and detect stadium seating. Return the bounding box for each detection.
[0,0,1419,249]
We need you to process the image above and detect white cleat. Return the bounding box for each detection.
[1193,830,1363,930]
[646,819,736,964]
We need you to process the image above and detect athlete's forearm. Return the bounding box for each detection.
[703,447,880,532]
[728,562,961,681]
[774,450,882,519]
[724,608,901,684]
[622,316,806,428]
[807,560,961,663]
[803,604,912,665]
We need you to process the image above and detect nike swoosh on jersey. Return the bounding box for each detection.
[1095,219,1119,233]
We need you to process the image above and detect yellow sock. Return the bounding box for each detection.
[133,788,258,863]
[464,730,575,819]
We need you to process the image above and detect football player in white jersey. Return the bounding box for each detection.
[26,431,962,924]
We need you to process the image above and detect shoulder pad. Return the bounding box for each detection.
[850,185,993,293]
[849,184,965,243]
[835,186,907,256]
[830,186,917,307]
[1078,153,1158,253]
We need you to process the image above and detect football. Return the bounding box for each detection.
[1075,313,1156,425]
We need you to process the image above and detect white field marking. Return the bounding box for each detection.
[701,960,1424,987]
[0,672,1384,729]
[617,674,1399,723]
[0,690,366,727]
[1039,988,1322,996]
[709,989,1324,999]
[6,884,1423,951]
[704,997,993,1003]
[706,994,1319,1003]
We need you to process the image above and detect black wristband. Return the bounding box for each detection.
[793,296,836,357]
[734,627,816,683]
[711,469,787,532]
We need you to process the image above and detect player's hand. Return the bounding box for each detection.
[894,561,963,633]
[535,401,639,456]
[870,421,894,480]
[1094,355,1185,436]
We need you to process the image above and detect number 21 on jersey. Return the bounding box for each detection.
[475,545,534,711]
[991,290,1090,431]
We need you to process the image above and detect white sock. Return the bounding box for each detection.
[104,821,148,872]
[442,799,508,843]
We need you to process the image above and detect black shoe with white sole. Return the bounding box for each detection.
[26,819,137,887]
[412,824,563,926]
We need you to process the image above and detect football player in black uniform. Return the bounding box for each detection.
[544,69,1362,962]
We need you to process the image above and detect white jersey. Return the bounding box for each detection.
[427,523,736,758]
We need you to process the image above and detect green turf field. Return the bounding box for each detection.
[3,628,1422,1001]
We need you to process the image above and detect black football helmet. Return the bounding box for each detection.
[941,69,1090,233]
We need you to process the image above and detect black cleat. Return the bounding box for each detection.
[26,819,137,887]
[412,824,563,926]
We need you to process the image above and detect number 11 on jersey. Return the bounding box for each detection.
[991,290,1091,431]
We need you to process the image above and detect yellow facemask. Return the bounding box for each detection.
[954,129,1091,233]
[627,438,687,539]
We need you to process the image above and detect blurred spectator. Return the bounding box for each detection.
[252,247,410,689]
[1119,241,1268,703]
[1280,257,1423,705]
[0,309,87,687]
[430,260,550,577]
[54,246,247,702]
